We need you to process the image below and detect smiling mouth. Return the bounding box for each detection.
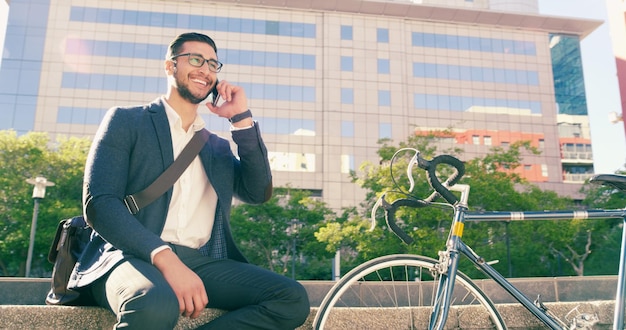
[191,78,208,87]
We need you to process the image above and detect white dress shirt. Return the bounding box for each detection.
[160,97,218,249]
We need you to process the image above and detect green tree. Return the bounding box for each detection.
[315,134,467,276]
[230,186,336,280]
[0,130,90,276]
[315,133,614,278]
[575,169,626,276]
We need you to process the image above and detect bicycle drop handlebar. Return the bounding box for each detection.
[422,154,465,204]
[372,150,466,244]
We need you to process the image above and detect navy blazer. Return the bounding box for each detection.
[69,98,272,289]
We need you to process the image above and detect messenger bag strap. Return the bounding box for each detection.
[124,129,210,214]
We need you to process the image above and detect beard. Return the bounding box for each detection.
[176,79,211,105]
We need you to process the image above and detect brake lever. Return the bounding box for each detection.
[370,194,385,231]
[407,151,419,193]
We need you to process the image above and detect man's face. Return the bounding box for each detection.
[170,41,218,104]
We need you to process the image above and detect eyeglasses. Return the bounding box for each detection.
[170,53,223,73]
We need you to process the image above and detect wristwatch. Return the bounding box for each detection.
[228,109,252,123]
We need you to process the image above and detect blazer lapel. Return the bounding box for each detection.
[148,99,175,206]
[148,98,175,169]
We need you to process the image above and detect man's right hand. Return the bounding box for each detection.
[153,248,209,319]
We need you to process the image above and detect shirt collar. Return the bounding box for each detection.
[161,96,206,133]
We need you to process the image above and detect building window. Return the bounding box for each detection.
[550,34,588,115]
[57,107,107,125]
[341,25,353,40]
[341,120,354,137]
[378,90,391,106]
[541,164,548,177]
[341,88,354,104]
[268,152,316,172]
[341,56,353,72]
[412,62,538,86]
[412,93,542,114]
[377,28,389,43]
[472,135,480,145]
[210,116,315,135]
[377,58,390,74]
[411,32,536,56]
[379,122,392,139]
[484,136,492,146]
[70,7,317,38]
[340,154,355,174]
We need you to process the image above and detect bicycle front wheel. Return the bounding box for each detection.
[313,254,505,330]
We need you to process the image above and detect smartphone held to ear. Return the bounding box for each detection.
[211,79,220,107]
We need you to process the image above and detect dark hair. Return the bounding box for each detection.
[166,32,217,59]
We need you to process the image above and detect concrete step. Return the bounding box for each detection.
[0,276,620,329]
[0,301,617,329]
[0,276,619,306]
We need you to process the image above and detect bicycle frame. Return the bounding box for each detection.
[432,183,626,330]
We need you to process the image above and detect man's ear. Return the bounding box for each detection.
[165,61,176,75]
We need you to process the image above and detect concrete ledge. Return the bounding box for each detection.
[314,301,616,329]
[0,277,621,329]
[0,305,253,330]
[0,301,618,329]
[0,276,619,306]
[0,305,314,329]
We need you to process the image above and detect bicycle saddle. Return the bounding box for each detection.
[589,174,626,192]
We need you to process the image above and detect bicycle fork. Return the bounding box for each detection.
[428,249,460,330]
[428,219,464,330]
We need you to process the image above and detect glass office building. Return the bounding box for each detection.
[0,0,601,210]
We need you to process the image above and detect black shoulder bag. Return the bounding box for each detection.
[45,129,210,305]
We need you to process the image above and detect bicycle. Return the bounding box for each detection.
[313,148,626,329]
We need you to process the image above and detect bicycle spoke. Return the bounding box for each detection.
[313,255,505,330]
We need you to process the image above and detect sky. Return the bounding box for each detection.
[538,0,626,174]
[0,1,624,173]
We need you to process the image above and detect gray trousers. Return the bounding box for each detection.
[90,244,310,329]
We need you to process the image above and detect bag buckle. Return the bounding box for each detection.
[124,195,139,214]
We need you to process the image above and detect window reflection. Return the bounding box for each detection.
[71,7,316,38]
[379,123,391,139]
[269,152,315,172]
[377,28,389,43]
[341,25,353,40]
[341,154,354,174]
[414,93,542,114]
[550,34,588,115]
[341,121,354,137]
[378,90,391,106]
[341,56,353,72]
[413,62,538,86]
[378,59,390,74]
[341,88,354,104]
[412,32,536,55]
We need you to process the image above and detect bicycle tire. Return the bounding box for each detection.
[313,254,506,330]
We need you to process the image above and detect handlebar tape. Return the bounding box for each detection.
[382,197,429,245]
[425,155,465,204]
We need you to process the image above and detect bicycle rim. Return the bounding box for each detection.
[313,254,505,330]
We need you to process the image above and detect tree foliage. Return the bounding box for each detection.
[576,169,626,275]
[230,186,337,280]
[0,130,90,276]
[1,128,623,280]
[314,133,624,278]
